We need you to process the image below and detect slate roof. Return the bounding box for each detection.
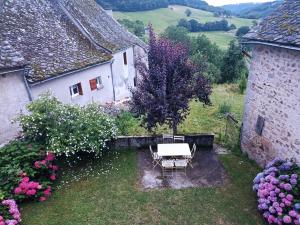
[0,0,146,83]
[60,0,147,52]
[244,0,300,47]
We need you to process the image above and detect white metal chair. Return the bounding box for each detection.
[162,134,174,143]
[174,135,185,143]
[149,145,161,169]
[161,159,174,177]
[174,159,188,176]
[187,143,196,168]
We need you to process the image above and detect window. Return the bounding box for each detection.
[123,52,127,65]
[133,76,137,87]
[69,83,83,97]
[89,76,103,91]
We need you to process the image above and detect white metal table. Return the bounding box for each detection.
[157,143,191,158]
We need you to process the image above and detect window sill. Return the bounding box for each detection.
[97,84,104,90]
[71,93,80,98]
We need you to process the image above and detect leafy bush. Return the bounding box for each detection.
[0,141,43,199]
[18,93,118,156]
[218,101,232,115]
[13,153,58,202]
[253,159,300,224]
[115,111,143,135]
[0,141,58,202]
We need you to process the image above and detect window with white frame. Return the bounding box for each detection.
[69,83,83,97]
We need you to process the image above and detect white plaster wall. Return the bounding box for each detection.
[0,71,30,145]
[31,63,114,105]
[111,47,136,101]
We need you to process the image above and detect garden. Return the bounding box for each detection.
[2,27,300,225]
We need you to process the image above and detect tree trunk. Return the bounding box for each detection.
[172,120,177,135]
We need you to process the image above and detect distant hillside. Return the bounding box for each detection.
[96,0,228,14]
[222,0,283,19]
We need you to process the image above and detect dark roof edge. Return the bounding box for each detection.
[242,40,300,51]
[29,60,111,87]
[0,66,26,75]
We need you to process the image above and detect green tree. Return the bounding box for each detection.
[220,40,247,83]
[236,26,250,37]
[118,19,145,38]
[229,24,237,30]
[185,8,192,17]
[162,25,190,45]
[190,35,224,83]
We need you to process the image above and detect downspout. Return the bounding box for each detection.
[23,66,33,101]
[110,59,116,102]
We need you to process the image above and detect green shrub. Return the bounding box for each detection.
[18,93,118,156]
[115,111,144,135]
[238,73,247,94]
[0,141,43,199]
[218,101,232,115]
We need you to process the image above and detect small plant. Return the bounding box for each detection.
[238,73,247,94]
[218,101,232,115]
[115,111,140,135]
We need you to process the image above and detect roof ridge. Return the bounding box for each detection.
[57,0,113,54]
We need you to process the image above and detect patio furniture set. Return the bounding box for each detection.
[149,134,197,177]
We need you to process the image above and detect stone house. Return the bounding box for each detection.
[241,0,300,166]
[0,0,147,145]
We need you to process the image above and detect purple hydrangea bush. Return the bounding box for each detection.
[253,158,300,224]
[0,199,21,225]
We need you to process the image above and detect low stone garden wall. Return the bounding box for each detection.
[113,133,214,149]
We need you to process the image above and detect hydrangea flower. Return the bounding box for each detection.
[253,158,300,225]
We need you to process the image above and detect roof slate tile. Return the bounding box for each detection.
[244,0,300,47]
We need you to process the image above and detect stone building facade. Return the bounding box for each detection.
[241,45,300,166]
[241,0,300,166]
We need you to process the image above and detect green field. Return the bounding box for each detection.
[114,5,254,49]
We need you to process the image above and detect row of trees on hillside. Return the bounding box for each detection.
[177,18,236,32]
[96,0,230,15]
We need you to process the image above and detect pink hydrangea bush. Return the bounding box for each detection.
[253,158,300,224]
[14,152,58,202]
[0,199,21,225]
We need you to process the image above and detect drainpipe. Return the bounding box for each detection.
[110,59,116,102]
[23,66,33,101]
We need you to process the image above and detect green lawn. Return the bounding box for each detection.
[114,5,254,49]
[20,150,264,225]
[190,31,236,50]
[121,84,245,142]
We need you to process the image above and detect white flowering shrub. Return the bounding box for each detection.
[18,93,118,156]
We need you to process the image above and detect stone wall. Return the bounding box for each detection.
[241,45,300,166]
[0,70,30,145]
[113,134,214,149]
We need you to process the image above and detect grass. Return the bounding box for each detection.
[190,31,236,49]
[120,84,245,142]
[20,150,265,225]
[114,5,254,49]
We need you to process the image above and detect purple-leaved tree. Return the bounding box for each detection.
[131,25,212,134]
